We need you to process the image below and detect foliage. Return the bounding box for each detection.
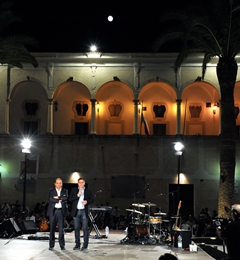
[154,0,240,78]
[154,0,240,216]
[0,1,38,68]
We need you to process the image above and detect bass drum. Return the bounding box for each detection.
[127,223,149,240]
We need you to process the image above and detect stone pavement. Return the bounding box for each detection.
[0,229,222,260]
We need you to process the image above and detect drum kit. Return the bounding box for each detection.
[121,202,171,245]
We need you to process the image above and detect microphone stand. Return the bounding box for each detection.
[132,190,140,203]
[132,191,140,223]
[132,184,149,223]
[94,190,102,197]
[157,193,166,197]
[133,183,149,202]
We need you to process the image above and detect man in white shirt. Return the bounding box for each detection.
[69,178,94,251]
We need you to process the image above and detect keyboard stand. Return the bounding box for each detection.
[88,211,105,238]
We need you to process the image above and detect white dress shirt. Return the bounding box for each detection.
[55,188,62,208]
[77,188,85,209]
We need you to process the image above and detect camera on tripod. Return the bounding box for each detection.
[214,220,221,227]
[213,217,231,230]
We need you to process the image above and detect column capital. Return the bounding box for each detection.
[47,98,54,103]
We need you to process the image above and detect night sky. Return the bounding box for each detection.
[10,0,192,53]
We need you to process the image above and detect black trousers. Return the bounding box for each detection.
[49,209,65,248]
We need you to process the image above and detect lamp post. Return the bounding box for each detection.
[21,138,31,217]
[174,142,184,203]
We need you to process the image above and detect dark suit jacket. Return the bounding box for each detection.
[68,186,94,217]
[47,187,68,218]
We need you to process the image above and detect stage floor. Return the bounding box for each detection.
[0,229,224,260]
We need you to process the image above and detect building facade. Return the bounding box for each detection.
[0,52,240,218]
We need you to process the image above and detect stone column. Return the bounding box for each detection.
[219,100,222,135]
[47,98,54,134]
[90,99,97,135]
[133,99,139,135]
[5,65,12,134]
[176,99,182,135]
[5,99,10,134]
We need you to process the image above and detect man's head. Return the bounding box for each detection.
[54,178,63,190]
[158,253,178,260]
[231,204,240,220]
[78,178,85,189]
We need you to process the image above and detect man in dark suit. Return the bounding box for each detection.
[47,178,68,250]
[69,177,94,251]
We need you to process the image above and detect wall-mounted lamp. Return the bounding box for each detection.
[96,102,100,113]
[54,101,58,112]
[87,46,102,58]
[0,163,1,180]
[213,102,219,115]
[138,103,142,113]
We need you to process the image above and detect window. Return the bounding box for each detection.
[24,102,39,116]
[108,104,122,117]
[76,103,88,116]
[153,104,166,118]
[189,105,202,118]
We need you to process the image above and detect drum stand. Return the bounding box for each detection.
[144,203,158,244]
[145,203,151,238]
[159,221,170,244]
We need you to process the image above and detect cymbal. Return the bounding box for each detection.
[125,209,142,214]
[154,212,166,216]
[132,203,145,208]
[142,202,156,207]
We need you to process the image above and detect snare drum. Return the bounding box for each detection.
[127,223,149,240]
[149,216,162,224]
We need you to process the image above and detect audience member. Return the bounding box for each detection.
[112,205,120,229]
[217,204,240,260]
[158,253,178,260]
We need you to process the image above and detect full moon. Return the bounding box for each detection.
[108,15,113,22]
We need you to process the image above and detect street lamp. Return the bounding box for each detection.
[21,138,31,217]
[174,142,184,203]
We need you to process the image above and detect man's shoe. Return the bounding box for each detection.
[73,245,80,250]
[61,246,66,250]
[49,247,54,251]
[80,247,87,251]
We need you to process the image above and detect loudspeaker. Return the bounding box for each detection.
[2,218,21,237]
[22,220,38,234]
[173,230,192,249]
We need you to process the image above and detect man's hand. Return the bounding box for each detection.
[78,189,82,197]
